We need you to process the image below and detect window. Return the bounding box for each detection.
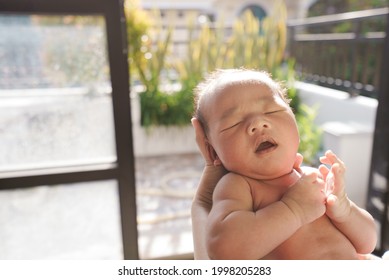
[0,15,114,170]
[0,0,138,259]
[240,4,267,21]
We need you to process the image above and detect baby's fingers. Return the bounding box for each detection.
[320,150,345,168]
[319,164,329,180]
[326,193,338,206]
[331,162,345,185]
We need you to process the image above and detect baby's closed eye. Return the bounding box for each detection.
[265,108,286,115]
[220,121,242,132]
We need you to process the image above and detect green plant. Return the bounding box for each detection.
[125,3,179,127]
[296,104,323,165]
[124,0,151,84]
[174,0,287,85]
[137,19,174,127]
[125,2,173,93]
[139,88,194,128]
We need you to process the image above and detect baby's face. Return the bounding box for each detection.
[205,83,300,180]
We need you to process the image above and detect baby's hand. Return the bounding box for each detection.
[319,150,352,222]
[281,170,326,226]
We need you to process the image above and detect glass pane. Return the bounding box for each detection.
[0,14,116,171]
[0,180,123,259]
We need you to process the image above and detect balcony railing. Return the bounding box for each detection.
[288,7,389,98]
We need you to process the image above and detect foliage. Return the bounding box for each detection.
[140,88,194,128]
[125,0,155,88]
[136,13,173,94]
[175,0,287,84]
[296,104,323,165]
[125,0,172,94]
[125,1,179,127]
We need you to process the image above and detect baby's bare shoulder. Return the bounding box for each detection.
[217,171,247,183]
[213,173,252,198]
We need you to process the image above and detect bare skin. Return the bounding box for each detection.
[191,70,376,259]
[207,163,370,260]
[192,118,376,260]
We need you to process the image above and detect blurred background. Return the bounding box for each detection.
[0,0,388,259]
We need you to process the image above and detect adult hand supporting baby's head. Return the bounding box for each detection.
[191,118,226,205]
[191,117,227,260]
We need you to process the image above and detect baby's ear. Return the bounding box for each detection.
[206,141,222,166]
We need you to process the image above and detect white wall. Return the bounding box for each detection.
[295,81,378,126]
[296,82,378,208]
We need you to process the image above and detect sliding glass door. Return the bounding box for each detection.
[0,0,138,259]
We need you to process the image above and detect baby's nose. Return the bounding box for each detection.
[247,117,270,134]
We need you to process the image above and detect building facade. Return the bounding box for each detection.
[140,0,318,24]
[140,0,318,59]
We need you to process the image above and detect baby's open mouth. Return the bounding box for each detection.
[255,140,277,153]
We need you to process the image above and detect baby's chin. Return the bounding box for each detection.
[241,166,297,181]
[224,158,296,180]
[260,169,300,187]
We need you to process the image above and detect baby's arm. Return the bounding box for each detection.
[320,150,377,254]
[206,171,326,259]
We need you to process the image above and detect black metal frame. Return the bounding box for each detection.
[367,12,389,256]
[0,0,139,259]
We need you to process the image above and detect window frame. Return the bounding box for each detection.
[0,0,139,259]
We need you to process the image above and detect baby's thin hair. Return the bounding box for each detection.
[193,68,290,134]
